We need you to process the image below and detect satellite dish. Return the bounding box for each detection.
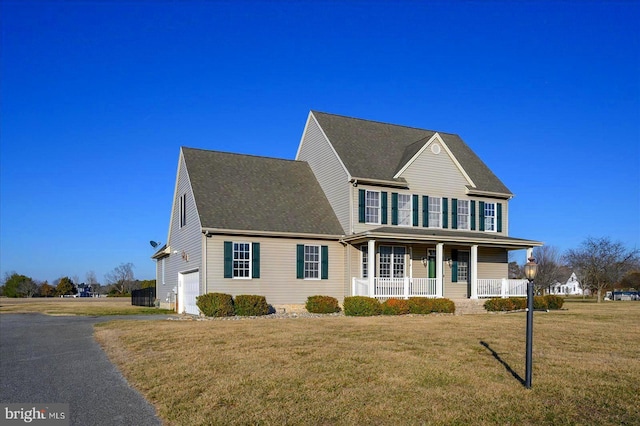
[150,240,160,248]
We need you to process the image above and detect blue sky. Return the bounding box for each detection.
[1,1,639,285]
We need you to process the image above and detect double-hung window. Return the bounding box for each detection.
[428,197,442,228]
[365,190,380,224]
[484,202,496,232]
[224,241,260,279]
[397,194,412,226]
[297,244,328,279]
[304,245,320,279]
[457,200,470,230]
[233,242,251,278]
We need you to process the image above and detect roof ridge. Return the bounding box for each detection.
[310,110,461,137]
[181,146,299,163]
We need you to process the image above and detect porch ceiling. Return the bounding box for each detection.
[341,226,543,249]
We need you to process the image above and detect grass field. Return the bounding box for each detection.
[92,301,640,425]
[0,297,174,316]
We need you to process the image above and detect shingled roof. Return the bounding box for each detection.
[182,147,344,236]
[311,111,512,196]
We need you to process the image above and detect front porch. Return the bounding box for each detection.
[352,277,528,299]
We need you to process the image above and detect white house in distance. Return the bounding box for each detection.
[153,111,542,314]
[549,272,584,296]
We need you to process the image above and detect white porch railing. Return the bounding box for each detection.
[353,277,528,299]
[477,279,528,298]
[352,278,438,299]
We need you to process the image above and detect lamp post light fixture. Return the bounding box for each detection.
[523,256,538,389]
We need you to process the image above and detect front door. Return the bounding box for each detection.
[457,251,470,296]
[427,249,436,279]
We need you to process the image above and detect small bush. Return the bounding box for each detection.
[196,293,234,317]
[343,296,381,316]
[533,296,548,310]
[429,298,456,314]
[305,295,341,314]
[544,295,564,310]
[483,298,515,312]
[408,298,455,314]
[381,298,410,315]
[511,298,528,310]
[234,295,269,316]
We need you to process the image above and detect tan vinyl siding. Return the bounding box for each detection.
[477,247,508,279]
[399,141,471,198]
[205,235,345,304]
[161,153,203,301]
[297,114,350,233]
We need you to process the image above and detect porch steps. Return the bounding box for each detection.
[452,299,487,315]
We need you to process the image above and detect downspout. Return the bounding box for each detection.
[202,231,208,294]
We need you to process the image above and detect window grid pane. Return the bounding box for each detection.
[233,243,251,278]
[365,191,380,223]
[304,245,320,279]
[485,203,495,231]
[458,200,469,230]
[398,194,411,226]
[361,246,368,278]
[379,246,392,278]
[429,197,441,228]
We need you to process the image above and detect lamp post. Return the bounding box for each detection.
[523,256,538,389]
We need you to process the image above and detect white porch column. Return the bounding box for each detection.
[368,239,376,297]
[526,247,533,260]
[436,243,444,298]
[470,245,478,299]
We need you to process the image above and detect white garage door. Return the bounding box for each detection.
[178,271,200,315]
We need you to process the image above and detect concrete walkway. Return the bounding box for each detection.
[0,313,170,426]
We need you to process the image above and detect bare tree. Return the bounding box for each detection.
[531,245,565,294]
[104,263,135,295]
[18,277,39,297]
[564,237,639,303]
[86,271,101,294]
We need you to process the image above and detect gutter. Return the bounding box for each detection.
[201,227,344,241]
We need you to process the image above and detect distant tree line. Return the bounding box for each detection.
[509,236,639,302]
[0,263,155,298]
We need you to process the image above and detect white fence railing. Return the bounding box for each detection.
[352,278,438,299]
[477,279,528,298]
[353,277,528,299]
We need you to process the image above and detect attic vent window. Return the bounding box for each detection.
[431,144,441,155]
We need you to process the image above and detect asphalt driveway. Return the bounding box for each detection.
[0,313,171,425]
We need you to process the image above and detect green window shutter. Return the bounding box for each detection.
[452,198,458,229]
[391,193,398,225]
[224,241,233,278]
[412,194,419,226]
[321,246,329,279]
[442,197,449,229]
[251,243,260,278]
[497,203,503,233]
[381,192,388,224]
[451,249,458,283]
[479,201,485,231]
[470,200,476,231]
[422,196,429,227]
[296,244,304,279]
[358,189,365,223]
